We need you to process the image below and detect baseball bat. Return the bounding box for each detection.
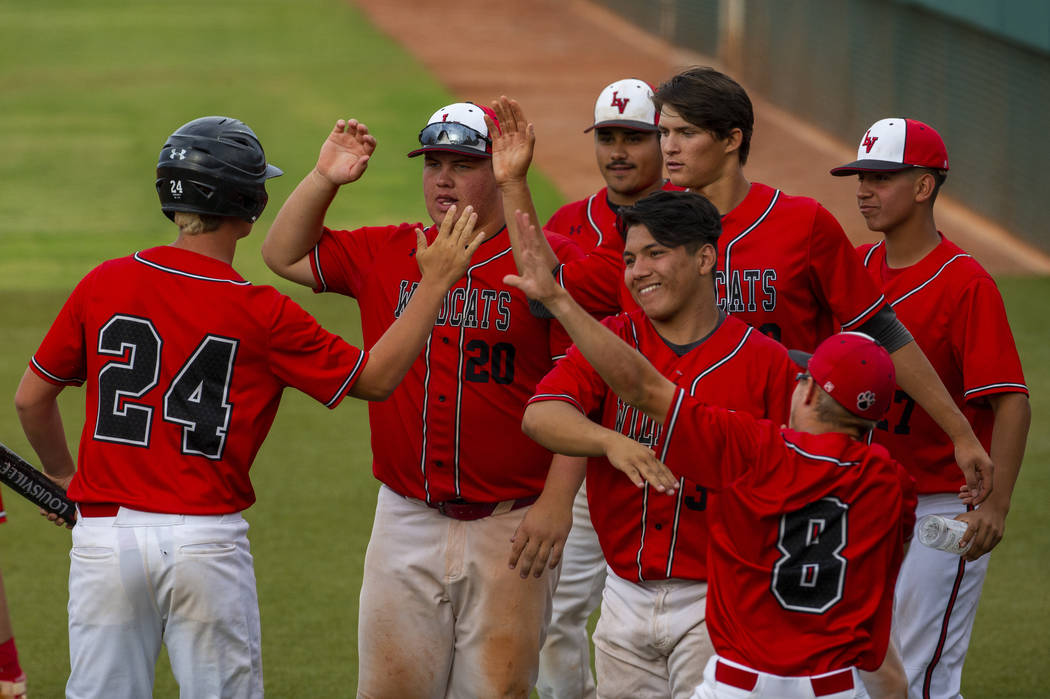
[0,442,77,524]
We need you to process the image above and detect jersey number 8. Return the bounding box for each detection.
[771,496,849,614]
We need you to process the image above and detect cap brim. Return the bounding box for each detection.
[265,163,284,179]
[830,160,916,176]
[584,120,660,134]
[407,144,491,158]
[788,349,812,370]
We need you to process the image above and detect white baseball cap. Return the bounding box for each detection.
[831,118,949,176]
[408,102,499,158]
[585,78,659,133]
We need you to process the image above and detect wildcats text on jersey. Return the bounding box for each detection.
[395,280,512,330]
[715,268,777,314]
[613,398,661,449]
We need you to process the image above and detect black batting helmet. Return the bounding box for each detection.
[156,116,283,223]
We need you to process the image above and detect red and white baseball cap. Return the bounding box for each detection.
[584,78,659,133]
[408,102,500,158]
[789,332,896,420]
[830,118,949,176]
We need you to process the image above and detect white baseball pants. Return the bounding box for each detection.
[691,656,869,699]
[357,485,559,699]
[536,482,606,699]
[593,568,712,699]
[893,493,990,699]
[66,508,261,699]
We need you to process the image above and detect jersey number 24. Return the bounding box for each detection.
[94,315,237,460]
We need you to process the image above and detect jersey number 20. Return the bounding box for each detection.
[771,496,849,614]
[94,315,237,460]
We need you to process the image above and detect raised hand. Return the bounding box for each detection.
[487,96,535,187]
[315,118,377,187]
[415,204,485,289]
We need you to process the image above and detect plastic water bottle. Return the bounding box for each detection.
[917,515,971,554]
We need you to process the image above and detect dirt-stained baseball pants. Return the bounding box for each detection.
[594,568,713,699]
[358,485,559,698]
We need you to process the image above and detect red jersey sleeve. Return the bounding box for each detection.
[545,232,588,358]
[555,240,625,318]
[950,276,1028,403]
[310,224,422,298]
[657,388,764,490]
[808,205,886,330]
[530,315,625,418]
[30,266,96,386]
[265,292,369,409]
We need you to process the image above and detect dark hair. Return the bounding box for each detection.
[617,190,721,253]
[919,168,947,203]
[653,66,754,165]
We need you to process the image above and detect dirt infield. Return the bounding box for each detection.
[353,0,1050,276]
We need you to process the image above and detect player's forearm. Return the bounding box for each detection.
[261,169,340,286]
[543,289,674,422]
[891,341,977,444]
[523,402,617,457]
[501,187,557,272]
[13,370,75,480]
[984,392,1030,513]
[537,454,587,511]
[351,276,448,401]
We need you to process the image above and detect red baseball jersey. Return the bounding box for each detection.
[657,388,917,675]
[858,235,1028,494]
[552,183,886,353]
[529,312,794,582]
[29,246,368,514]
[716,182,886,352]
[310,223,577,503]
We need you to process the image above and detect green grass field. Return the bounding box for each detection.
[0,1,1046,696]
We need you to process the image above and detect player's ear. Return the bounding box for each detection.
[696,243,717,276]
[722,128,744,157]
[914,171,936,204]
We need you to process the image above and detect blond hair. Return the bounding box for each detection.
[173,211,224,236]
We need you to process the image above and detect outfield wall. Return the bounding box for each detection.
[596,0,1050,255]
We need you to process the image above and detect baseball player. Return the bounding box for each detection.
[507,210,918,699]
[536,78,675,699]
[261,102,581,697]
[528,190,795,698]
[651,66,994,503]
[12,116,482,698]
[831,118,1030,698]
[0,495,27,699]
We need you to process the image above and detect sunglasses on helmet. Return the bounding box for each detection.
[417,121,490,150]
